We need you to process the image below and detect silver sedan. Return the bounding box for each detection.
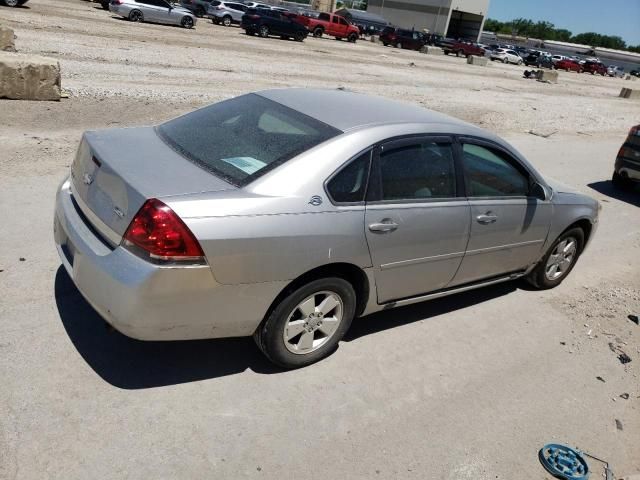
[110,0,197,28]
[54,89,599,368]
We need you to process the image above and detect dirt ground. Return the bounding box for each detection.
[1,1,639,479]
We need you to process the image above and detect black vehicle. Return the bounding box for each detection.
[241,8,308,41]
[524,52,554,69]
[630,70,640,77]
[100,0,110,9]
[179,0,214,16]
[612,124,640,190]
[379,27,426,50]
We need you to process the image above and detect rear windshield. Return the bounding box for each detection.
[157,94,341,186]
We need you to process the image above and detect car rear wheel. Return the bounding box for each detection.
[181,16,194,28]
[612,171,633,190]
[128,10,143,22]
[294,31,305,42]
[259,25,269,37]
[222,15,232,26]
[502,57,508,63]
[526,228,584,289]
[313,27,323,38]
[517,59,523,65]
[456,49,464,57]
[347,32,357,43]
[4,0,19,6]
[254,277,356,368]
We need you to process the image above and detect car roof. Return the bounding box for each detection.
[257,88,477,133]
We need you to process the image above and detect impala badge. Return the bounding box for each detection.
[82,173,93,185]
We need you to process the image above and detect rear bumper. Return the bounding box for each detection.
[616,156,640,181]
[54,177,286,341]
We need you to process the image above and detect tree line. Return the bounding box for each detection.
[483,18,640,54]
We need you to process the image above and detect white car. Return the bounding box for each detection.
[490,48,522,65]
[551,55,568,64]
[243,1,271,8]
[608,65,625,77]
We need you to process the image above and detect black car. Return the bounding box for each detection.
[524,52,554,69]
[241,8,308,41]
[613,124,640,190]
[379,27,426,51]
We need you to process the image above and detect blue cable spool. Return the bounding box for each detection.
[539,444,590,480]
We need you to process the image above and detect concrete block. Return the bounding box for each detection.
[420,46,443,55]
[536,69,559,83]
[0,52,61,101]
[466,55,487,66]
[369,35,379,44]
[619,88,640,99]
[0,25,16,52]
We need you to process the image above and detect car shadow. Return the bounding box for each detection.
[57,266,519,389]
[588,180,639,207]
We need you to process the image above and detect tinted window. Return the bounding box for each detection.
[157,94,340,186]
[332,16,340,23]
[327,151,371,203]
[318,12,330,21]
[338,17,348,25]
[462,144,529,197]
[379,141,456,200]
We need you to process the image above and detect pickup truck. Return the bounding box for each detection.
[441,39,485,57]
[297,12,360,42]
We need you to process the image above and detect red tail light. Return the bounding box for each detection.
[123,199,204,263]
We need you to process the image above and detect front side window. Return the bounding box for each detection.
[157,94,341,186]
[327,151,371,203]
[318,12,330,21]
[379,141,456,201]
[461,144,529,197]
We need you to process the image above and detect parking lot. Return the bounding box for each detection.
[1,0,639,478]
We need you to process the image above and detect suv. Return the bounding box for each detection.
[612,124,640,189]
[380,27,426,51]
[442,39,485,57]
[607,65,625,77]
[207,0,246,25]
[180,0,214,17]
[582,61,607,75]
[490,48,522,64]
[298,12,359,42]
[241,8,308,41]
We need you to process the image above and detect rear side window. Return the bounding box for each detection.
[318,12,330,21]
[461,144,529,197]
[327,151,371,203]
[379,141,456,201]
[157,94,341,186]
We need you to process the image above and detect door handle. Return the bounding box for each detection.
[368,221,399,233]
[476,213,497,224]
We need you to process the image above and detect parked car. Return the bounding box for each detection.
[54,88,600,368]
[630,70,640,77]
[207,0,247,25]
[179,0,214,17]
[1,0,29,6]
[241,8,307,41]
[442,39,485,57]
[612,124,640,189]
[297,12,359,42]
[551,54,569,64]
[490,48,522,64]
[379,27,426,50]
[555,59,583,72]
[523,51,553,68]
[607,65,625,78]
[243,1,271,8]
[582,61,607,75]
[110,0,197,28]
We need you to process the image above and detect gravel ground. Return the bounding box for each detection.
[1,1,639,479]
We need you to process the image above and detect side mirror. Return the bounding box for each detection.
[530,182,548,201]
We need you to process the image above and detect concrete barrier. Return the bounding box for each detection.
[0,52,61,101]
[466,55,487,66]
[536,69,559,83]
[420,46,443,55]
[369,35,379,44]
[0,25,16,52]
[619,88,640,99]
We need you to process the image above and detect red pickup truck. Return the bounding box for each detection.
[442,39,485,57]
[297,12,360,42]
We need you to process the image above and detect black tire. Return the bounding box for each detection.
[294,31,305,42]
[222,15,232,26]
[382,42,389,47]
[258,25,269,38]
[503,57,508,64]
[444,50,449,55]
[245,28,255,35]
[254,278,356,368]
[612,171,633,190]
[100,0,110,10]
[313,27,323,38]
[347,32,357,43]
[128,9,143,22]
[181,16,194,29]
[526,227,584,290]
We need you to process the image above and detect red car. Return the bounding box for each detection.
[582,61,607,75]
[297,12,359,42]
[555,59,583,72]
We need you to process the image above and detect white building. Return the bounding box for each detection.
[367,0,490,41]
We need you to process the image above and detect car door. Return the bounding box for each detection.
[450,139,552,286]
[364,136,471,303]
[134,0,159,21]
[228,3,245,22]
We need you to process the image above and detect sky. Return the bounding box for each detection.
[486,0,640,46]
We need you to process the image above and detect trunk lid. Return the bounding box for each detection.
[70,127,234,240]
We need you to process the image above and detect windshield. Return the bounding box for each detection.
[157,94,341,186]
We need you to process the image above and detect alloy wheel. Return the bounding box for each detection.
[259,25,269,37]
[283,291,343,355]
[545,237,577,281]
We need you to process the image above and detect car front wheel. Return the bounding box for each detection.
[181,16,194,28]
[254,277,356,368]
[222,15,232,26]
[259,25,269,37]
[526,227,584,289]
